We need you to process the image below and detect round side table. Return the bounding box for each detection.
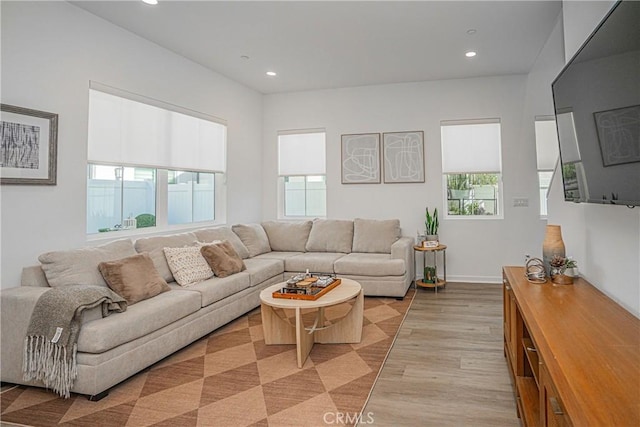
[414,244,447,293]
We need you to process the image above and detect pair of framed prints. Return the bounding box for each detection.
[341,131,424,184]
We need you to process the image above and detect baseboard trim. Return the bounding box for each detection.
[445,275,502,284]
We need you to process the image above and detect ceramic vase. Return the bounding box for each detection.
[542,225,565,277]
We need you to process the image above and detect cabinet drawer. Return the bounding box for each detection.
[540,364,572,427]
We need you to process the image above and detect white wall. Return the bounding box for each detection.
[263,75,545,283]
[547,0,639,317]
[0,2,263,289]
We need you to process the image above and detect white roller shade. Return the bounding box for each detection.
[88,88,226,172]
[534,119,560,170]
[556,112,581,163]
[441,120,502,173]
[278,131,326,176]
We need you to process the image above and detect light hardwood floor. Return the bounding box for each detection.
[362,282,520,426]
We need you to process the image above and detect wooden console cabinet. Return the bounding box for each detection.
[502,266,640,426]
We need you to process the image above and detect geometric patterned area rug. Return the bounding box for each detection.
[0,289,414,427]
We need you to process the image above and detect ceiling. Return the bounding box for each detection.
[71,1,562,94]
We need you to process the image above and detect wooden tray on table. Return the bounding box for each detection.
[272,278,342,300]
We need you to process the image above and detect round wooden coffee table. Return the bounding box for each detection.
[259,278,363,368]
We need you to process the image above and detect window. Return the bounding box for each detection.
[441,120,502,217]
[87,84,226,234]
[87,165,156,233]
[278,131,326,217]
[168,171,215,225]
[534,118,560,216]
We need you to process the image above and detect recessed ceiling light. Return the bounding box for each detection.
[142,0,158,5]
[465,51,477,58]
[266,71,277,77]
[466,29,477,35]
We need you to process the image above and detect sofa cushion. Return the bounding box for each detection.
[352,218,400,254]
[181,272,251,307]
[284,253,346,274]
[232,224,271,257]
[261,221,312,252]
[194,227,250,259]
[200,241,246,278]
[254,252,303,261]
[134,232,199,282]
[98,253,170,305]
[334,253,406,276]
[305,219,354,253]
[164,247,214,287]
[38,239,137,288]
[77,289,201,353]
[243,258,284,287]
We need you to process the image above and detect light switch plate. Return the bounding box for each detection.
[513,197,529,207]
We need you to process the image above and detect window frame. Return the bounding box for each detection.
[534,116,560,218]
[440,120,504,220]
[279,174,327,219]
[87,164,225,238]
[277,130,327,219]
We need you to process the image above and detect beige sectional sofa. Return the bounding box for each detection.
[0,218,413,400]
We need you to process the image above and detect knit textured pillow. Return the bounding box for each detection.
[163,246,213,287]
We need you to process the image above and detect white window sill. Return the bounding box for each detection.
[86,220,225,243]
[444,215,504,220]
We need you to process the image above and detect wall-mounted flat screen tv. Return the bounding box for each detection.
[551,0,639,206]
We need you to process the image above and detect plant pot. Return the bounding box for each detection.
[551,274,574,285]
[543,225,565,277]
[426,234,439,241]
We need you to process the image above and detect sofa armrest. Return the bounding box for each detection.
[391,237,415,280]
[0,286,50,384]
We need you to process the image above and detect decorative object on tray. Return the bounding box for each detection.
[524,256,547,284]
[273,272,342,300]
[1,104,58,185]
[542,224,565,276]
[549,255,577,285]
[423,266,437,283]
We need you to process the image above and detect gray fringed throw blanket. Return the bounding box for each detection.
[23,285,127,398]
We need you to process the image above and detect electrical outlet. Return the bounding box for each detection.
[513,197,529,207]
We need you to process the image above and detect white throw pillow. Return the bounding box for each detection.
[163,246,213,287]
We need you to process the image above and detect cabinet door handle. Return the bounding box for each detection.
[505,285,512,291]
[526,346,537,352]
[549,397,564,415]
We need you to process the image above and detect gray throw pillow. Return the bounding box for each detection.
[305,219,354,253]
[39,239,137,287]
[261,221,312,252]
[352,218,400,253]
[134,232,199,282]
[194,227,250,259]
[232,224,271,257]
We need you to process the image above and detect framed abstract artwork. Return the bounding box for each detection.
[341,133,381,184]
[1,104,58,185]
[383,131,424,183]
